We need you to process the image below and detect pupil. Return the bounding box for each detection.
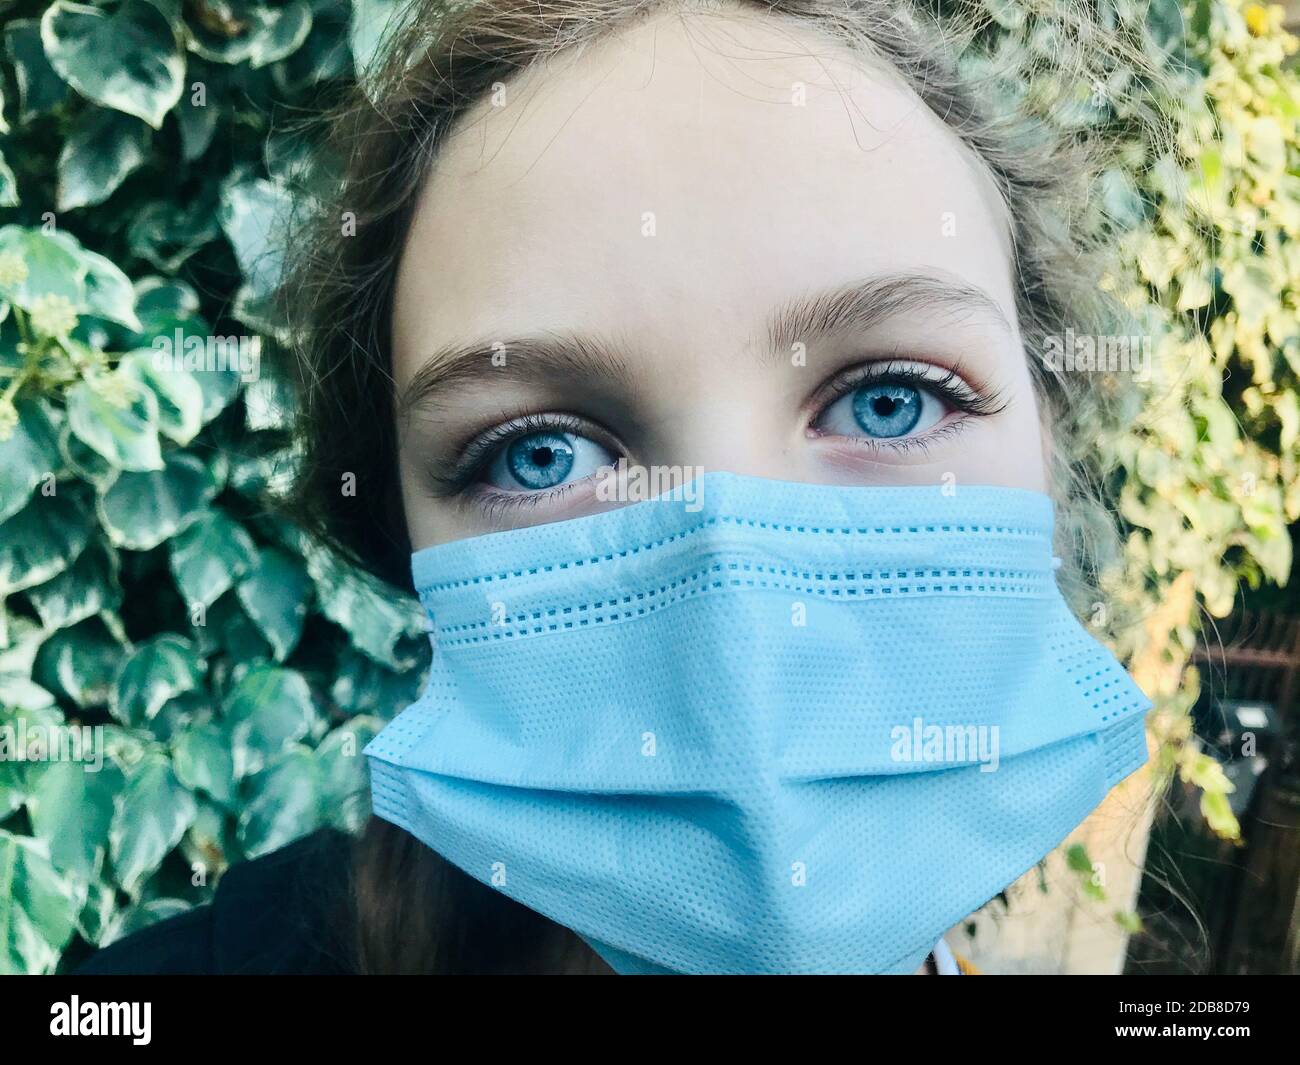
[872,396,897,416]
[505,432,575,489]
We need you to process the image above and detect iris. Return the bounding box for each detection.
[852,384,922,438]
[505,432,576,489]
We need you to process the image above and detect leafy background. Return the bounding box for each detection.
[0,0,1296,972]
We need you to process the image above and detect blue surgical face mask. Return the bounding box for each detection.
[365,471,1150,974]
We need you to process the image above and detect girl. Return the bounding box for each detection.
[80,0,1157,975]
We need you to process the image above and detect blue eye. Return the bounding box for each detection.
[819,381,946,440]
[853,385,921,437]
[484,430,614,491]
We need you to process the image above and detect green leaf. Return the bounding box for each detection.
[79,245,144,330]
[1099,168,1146,229]
[226,434,293,497]
[193,592,271,662]
[222,664,318,777]
[0,151,17,208]
[120,348,204,444]
[143,687,210,745]
[0,660,58,709]
[0,225,86,311]
[27,758,121,882]
[5,20,70,122]
[984,0,1026,31]
[0,829,79,974]
[41,0,185,129]
[1189,0,1212,38]
[32,618,127,709]
[188,1,313,69]
[131,276,200,331]
[175,95,218,161]
[26,541,121,631]
[0,700,65,738]
[104,897,192,945]
[0,490,91,595]
[168,509,257,607]
[273,7,350,94]
[0,758,25,819]
[238,745,322,859]
[57,107,150,211]
[179,798,233,877]
[305,545,424,670]
[98,450,215,550]
[59,423,120,492]
[1176,272,1213,311]
[126,198,220,272]
[191,361,244,423]
[171,722,235,807]
[0,618,49,679]
[349,0,407,80]
[1065,842,1093,875]
[65,374,163,472]
[141,331,246,425]
[0,398,62,524]
[112,634,204,726]
[218,175,292,303]
[76,879,118,947]
[0,227,139,328]
[236,546,312,660]
[1145,0,1185,54]
[318,718,382,831]
[108,751,198,897]
[242,372,292,430]
[330,644,424,717]
[1222,260,1275,323]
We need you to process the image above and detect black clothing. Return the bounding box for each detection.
[76,825,944,974]
[76,828,355,975]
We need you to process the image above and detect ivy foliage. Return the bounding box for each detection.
[934,0,1299,846]
[0,0,424,974]
[1101,0,1300,840]
[0,0,1296,972]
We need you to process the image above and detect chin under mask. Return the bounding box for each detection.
[365,471,1150,974]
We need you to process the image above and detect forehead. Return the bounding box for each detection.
[392,9,1017,378]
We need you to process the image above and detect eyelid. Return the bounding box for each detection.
[818,417,976,463]
[427,358,1004,499]
[429,411,624,496]
[806,357,1006,427]
[470,479,590,523]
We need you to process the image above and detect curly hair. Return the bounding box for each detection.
[275,0,1172,972]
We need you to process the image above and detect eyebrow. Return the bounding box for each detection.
[398,331,639,417]
[764,272,1011,357]
[397,272,1012,415]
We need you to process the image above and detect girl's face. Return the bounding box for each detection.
[391,10,1048,551]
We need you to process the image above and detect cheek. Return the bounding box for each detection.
[996,416,1051,493]
[990,371,1050,493]
[954,339,1049,492]
[397,445,469,552]
[396,447,435,552]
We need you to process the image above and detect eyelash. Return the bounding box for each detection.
[431,361,1006,508]
[819,359,1002,412]
[806,360,1006,452]
[429,411,598,497]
